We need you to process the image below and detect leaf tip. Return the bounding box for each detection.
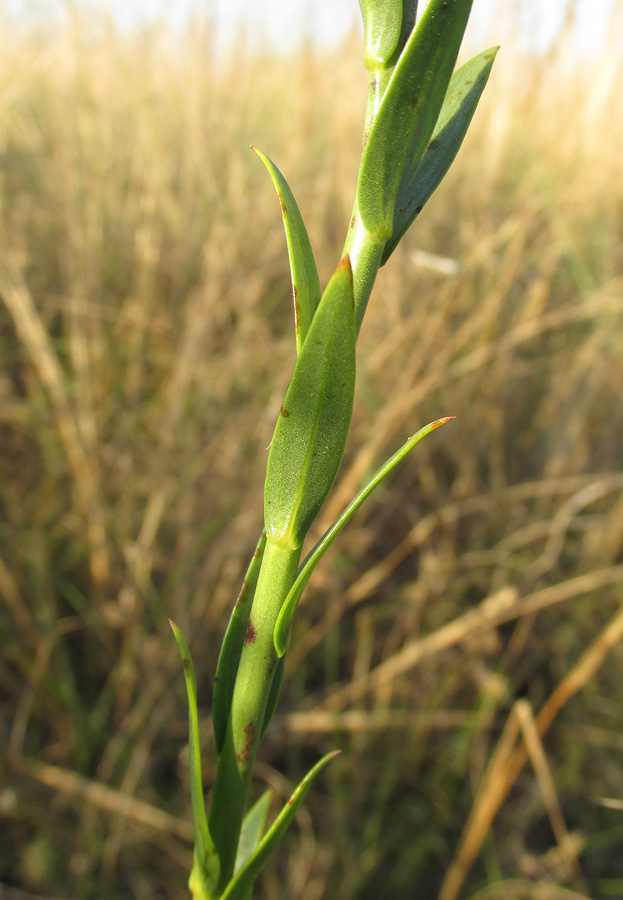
[337,254,354,299]
[274,620,288,658]
[339,253,353,276]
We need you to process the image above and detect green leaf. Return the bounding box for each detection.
[359,0,403,69]
[252,146,321,353]
[170,620,220,895]
[274,418,454,656]
[259,653,285,740]
[234,790,272,877]
[382,46,499,264]
[357,0,474,240]
[264,255,356,551]
[212,533,267,756]
[221,751,340,900]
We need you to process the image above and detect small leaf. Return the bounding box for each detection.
[170,620,220,895]
[234,790,272,876]
[252,147,321,353]
[274,418,455,656]
[382,46,499,264]
[264,256,356,551]
[221,751,340,900]
[212,533,267,755]
[357,0,474,240]
[359,0,403,69]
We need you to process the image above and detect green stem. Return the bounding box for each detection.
[208,539,301,892]
[342,210,385,335]
[341,64,389,335]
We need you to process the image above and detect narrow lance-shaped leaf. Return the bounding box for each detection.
[357,0,474,240]
[252,147,321,353]
[382,46,499,264]
[234,789,272,876]
[274,417,454,657]
[221,751,340,900]
[264,255,356,551]
[169,620,220,897]
[212,532,267,755]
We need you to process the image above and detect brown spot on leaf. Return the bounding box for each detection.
[428,139,439,151]
[234,581,249,610]
[244,619,257,646]
[280,406,290,417]
[236,722,256,765]
[415,205,423,214]
[183,659,190,671]
[293,284,300,333]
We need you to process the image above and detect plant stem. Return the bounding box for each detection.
[208,539,301,891]
[342,210,385,335]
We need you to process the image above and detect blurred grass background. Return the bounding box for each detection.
[1,3,623,899]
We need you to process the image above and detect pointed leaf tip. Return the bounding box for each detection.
[221,750,340,900]
[252,146,321,354]
[273,416,455,656]
[234,790,273,876]
[382,45,498,263]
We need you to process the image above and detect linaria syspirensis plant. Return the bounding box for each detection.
[169,1,498,897]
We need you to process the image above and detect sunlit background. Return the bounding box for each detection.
[2,0,620,54]
[1,1,622,899]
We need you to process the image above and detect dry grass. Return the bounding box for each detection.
[1,6,623,900]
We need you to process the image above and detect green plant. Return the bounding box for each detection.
[170,2,497,897]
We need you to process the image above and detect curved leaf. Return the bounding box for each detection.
[212,533,267,755]
[221,751,340,900]
[382,46,499,264]
[274,417,455,657]
[252,146,321,353]
[264,255,356,551]
[170,620,220,896]
[357,0,474,240]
